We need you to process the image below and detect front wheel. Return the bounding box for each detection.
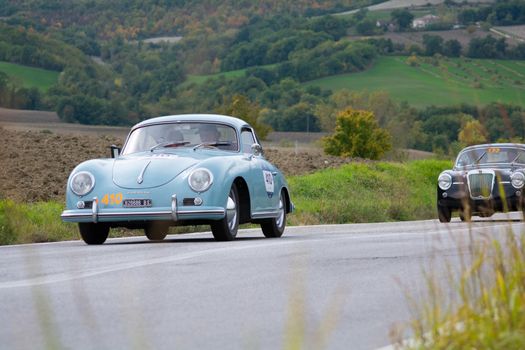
[145,222,169,241]
[78,223,110,245]
[261,190,286,238]
[211,184,239,241]
[438,205,451,223]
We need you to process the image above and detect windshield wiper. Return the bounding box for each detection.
[193,141,232,151]
[150,141,190,152]
[475,152,486,164]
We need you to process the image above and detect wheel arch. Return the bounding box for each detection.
[281,186,292,214]
[233,177,251,224]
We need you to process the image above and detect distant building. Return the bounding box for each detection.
[412,15,440,29]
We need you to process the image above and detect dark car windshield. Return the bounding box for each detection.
[122,122,238,155]
[455,146,525,168]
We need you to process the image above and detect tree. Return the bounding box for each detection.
[323,108,392,159]
[458,120,488,146]
[423,34,444,56]
[391,9,414,31]
[216,94,271,140]
[356,19,377,36]
[443,39,462,57]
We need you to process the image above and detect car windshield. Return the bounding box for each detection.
[455,146,525,168]
[122,122,238,155]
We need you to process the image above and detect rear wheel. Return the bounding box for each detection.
[211,184,239,241]
[145,222,169,241]
[261,190,286,238]
[438,205,452,223]
[78,223,110,245]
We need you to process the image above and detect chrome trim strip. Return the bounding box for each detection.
[452,182,464,185]
[500,181,511,184]
[92,197,98,223]
[61,208,225,220]
[137,160,151,184]
[251,211,280,219]
[171,194,178,221]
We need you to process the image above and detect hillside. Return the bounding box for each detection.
[0,61,59,91]
[305,56,525,108]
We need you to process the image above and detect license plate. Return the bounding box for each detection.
[123,199,152,208]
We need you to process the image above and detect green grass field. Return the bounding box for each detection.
[305,56,525,108]
[0,61,59,91]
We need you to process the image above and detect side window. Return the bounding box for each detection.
[241,129,256,153]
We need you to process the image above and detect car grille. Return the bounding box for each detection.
[468,173,494,199]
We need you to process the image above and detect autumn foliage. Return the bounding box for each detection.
[323,108,392,160]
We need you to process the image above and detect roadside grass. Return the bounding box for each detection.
[304,56,525,108]
[287,159,451,225]
[0,200,75,244]
[395,228,525,349]
[0,61,59,91]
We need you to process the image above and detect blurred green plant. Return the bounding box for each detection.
[399,229,525,349]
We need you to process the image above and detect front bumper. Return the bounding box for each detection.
[61,195,225,223]
[437,183,524,212]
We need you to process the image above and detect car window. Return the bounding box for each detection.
[241,129,256,153]
[456,147,525,167]
[122,122,239,155]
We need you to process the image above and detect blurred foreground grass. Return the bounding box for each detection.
[396,228,525,349]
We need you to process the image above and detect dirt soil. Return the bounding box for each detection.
[0,126,360,202]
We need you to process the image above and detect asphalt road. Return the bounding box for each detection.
[1,214,523,350]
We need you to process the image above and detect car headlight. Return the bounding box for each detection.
[70,171,95,196]
[438,172,452,191]
[188,168,213,192]
[511,171,525,189]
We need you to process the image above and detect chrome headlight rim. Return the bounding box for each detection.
[438,172,452,191]
[188,168,214,193]
[70,171,95,196]
[511,171,525,189]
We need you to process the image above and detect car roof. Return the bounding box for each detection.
[131,114,251,131]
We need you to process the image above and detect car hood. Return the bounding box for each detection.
[112,153,199,189]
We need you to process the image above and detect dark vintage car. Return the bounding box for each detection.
[437,143,525,222]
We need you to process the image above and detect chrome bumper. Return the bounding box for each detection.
[61,195,225,223]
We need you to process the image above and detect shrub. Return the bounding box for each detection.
[323,108,392,160]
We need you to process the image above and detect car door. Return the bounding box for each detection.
[240,127,278,215]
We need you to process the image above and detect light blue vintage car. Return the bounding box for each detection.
[61,114,293,244]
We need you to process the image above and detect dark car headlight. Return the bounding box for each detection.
[188,168,213,192]
[70,171,95,196]
[438,172,452,191]
[511,172,525,189]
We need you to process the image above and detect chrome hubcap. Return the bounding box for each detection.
[276,195,285,229]
[226,191,237,231]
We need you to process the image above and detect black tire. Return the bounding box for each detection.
[145,222,169,241]
[211,184,239,241]
[78,223,110,245]
[438,205,452,223]
[261,190,286,238]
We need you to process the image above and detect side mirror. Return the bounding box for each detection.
[251,143,264,157]
[110,145,121,158]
